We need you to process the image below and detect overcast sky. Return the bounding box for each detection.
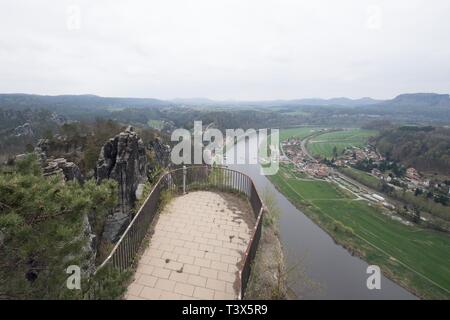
[1,0,449,100]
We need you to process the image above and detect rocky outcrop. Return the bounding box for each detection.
[50,113,67,126]
[35,136,85,160]
[13,123,34,137]
[149,137,171,168]
[96,126,148,242]
[13,139,84,184]
[81,214,97,275]
[13,147,83,184]
[62,214,97,277]
[43,158,84,184]
[34,139,48,166]
[0,110,66,158]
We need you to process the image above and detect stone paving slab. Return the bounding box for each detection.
[125,191,255,300]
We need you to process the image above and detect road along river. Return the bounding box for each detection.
[225,135,416,299]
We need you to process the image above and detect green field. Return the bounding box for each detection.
[307,129,378,158]
[269,164,450,299]
[279,126,326,141]
[338,167,381,189]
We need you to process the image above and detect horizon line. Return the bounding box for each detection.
[1,91,449,103]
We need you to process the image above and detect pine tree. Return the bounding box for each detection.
[0,154,117,299]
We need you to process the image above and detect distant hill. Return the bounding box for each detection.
[0,94,171,111]
[378,93,450,108]
[0,94,174,121]
[359,93,450,122]
[1,92,449,124]
[0,94,172,111]
[171,97,382,107]
[171,97,218,106]
[274,97,381,107]
[231,94,450,108]
[2,93,449,110]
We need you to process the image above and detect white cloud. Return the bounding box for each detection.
[0,0,449,99]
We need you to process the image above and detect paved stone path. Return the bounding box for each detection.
[125,191,255,300]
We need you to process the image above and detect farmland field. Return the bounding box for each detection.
[268,163,450,299]
[279,126,326,141]
[338,167,381,189]
[307,129,378,158]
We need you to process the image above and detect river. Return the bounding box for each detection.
[225,136,416,300]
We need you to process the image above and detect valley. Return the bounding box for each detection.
[2,0,450,305]
[268,126,450,299]
[1,94,449,300]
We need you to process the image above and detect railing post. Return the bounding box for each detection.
[183,165,187,194]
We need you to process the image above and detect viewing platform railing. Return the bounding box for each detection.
[95,165,264,299]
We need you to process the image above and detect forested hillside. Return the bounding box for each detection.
[0,109,64,161]
[374,126,450,174]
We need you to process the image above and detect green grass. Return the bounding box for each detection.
[339,167,450,223]
[287,179,355,200]
[307,129,378,158]
[269,163,450,299]
[339,167,381,189]
[279,126,326,141]
[272,165,354,200]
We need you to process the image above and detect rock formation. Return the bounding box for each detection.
[35,136,85,161]
[13,122,34,137]
[22,138,84,184]
[33,139,48,166]
[96,126,148,242]
[149,137,171,168]
[42,158,84,184]
[13,141,83,184]
[80,214,97,276]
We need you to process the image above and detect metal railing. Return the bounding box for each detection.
[96,165,264,299]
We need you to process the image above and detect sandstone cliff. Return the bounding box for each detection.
[96,126,148,242]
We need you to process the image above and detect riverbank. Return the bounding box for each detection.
[338,166,450,233]
[244,192,289,300]
[267,164,450,300]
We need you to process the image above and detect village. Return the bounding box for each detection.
[280,137,330,178]
[280,136,449,208]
